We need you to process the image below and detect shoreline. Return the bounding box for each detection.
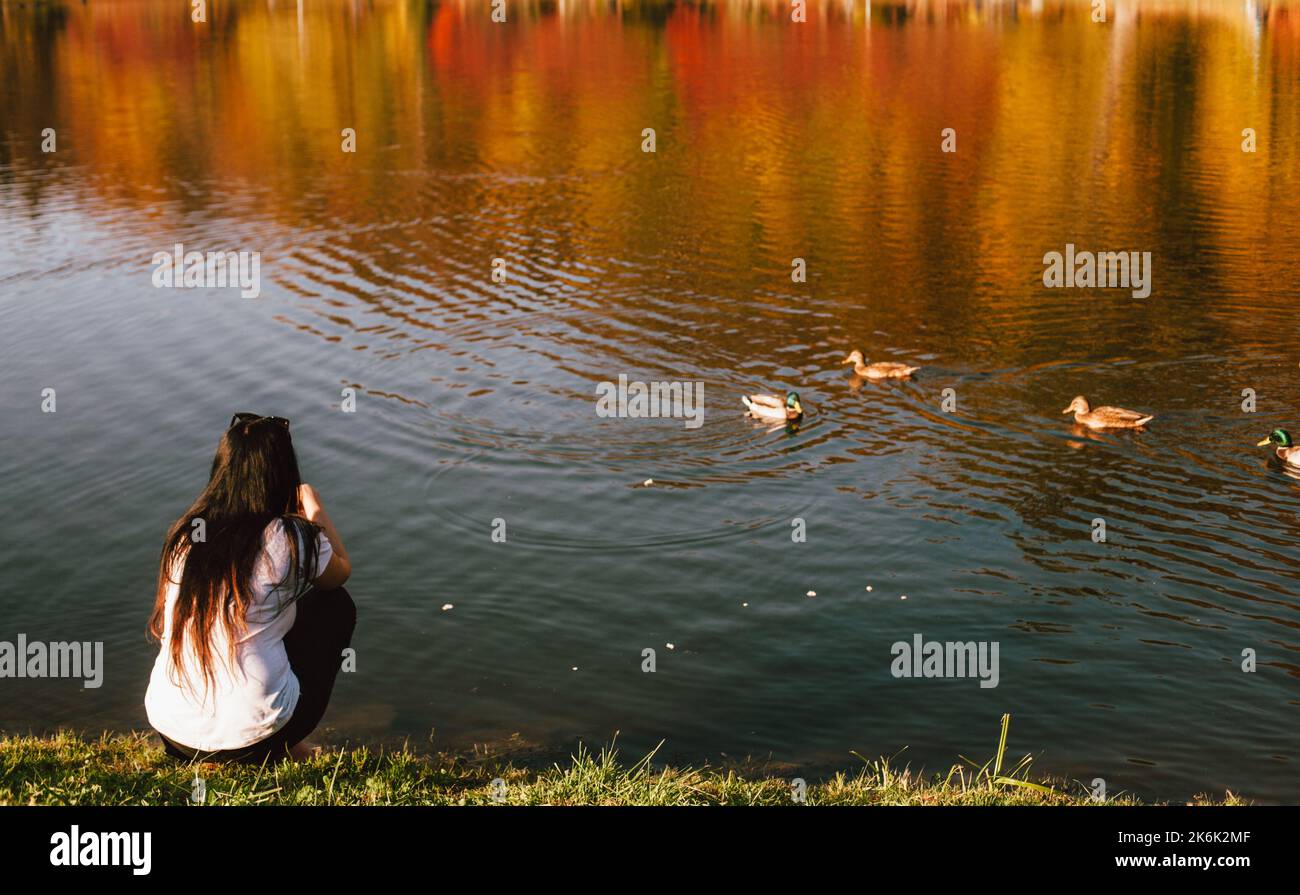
[0,730,1245,806]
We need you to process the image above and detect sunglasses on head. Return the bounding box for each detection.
[229,412,291,431]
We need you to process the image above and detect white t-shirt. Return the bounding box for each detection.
[145,519,333,750]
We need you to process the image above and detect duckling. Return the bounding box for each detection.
[1062,395,1153,430]
[742,391,803,422]
[842,349,919,380]
[1257,429,1300,466]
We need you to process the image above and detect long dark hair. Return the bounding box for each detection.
[149,417,320,694]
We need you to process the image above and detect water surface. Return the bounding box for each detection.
[1,0,1299,802]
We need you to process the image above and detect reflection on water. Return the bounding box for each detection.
[1,0,1299,801]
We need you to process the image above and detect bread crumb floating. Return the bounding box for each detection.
[666,643,675,650]
[441,603,454,611]
[643,478,654,487]
[900,595,908,600]
[865,585,873,592]
[806,590,816,597]
[571,666,579,671]
[741,602,749,608]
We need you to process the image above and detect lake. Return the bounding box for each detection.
[1,0,1298,803]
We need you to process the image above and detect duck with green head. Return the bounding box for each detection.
[742,390,804,422]
[1257,429,1299,466]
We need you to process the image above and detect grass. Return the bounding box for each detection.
[0,715,1244,806]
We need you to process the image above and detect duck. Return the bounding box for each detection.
[841,350,919,380]
[742,391,803,422]
[1062,395,1154,430]
[1257,429,1300,466]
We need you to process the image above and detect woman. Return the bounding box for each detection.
[145,413,354,763]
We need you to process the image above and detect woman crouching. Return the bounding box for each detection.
[145,413,354,763]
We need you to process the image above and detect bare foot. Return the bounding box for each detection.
[288,739,321,761]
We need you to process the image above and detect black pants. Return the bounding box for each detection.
[158,586,357,764]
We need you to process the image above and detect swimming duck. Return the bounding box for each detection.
[1257,429,1300,466]
[842,350,919,380]
[1062,395,1154,430]
[742,391,804,421]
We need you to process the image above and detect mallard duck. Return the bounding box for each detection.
[1062,395,1153,430]
[1257,429,1300,466]
[842,350,919,380]
[742,391,803,421]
